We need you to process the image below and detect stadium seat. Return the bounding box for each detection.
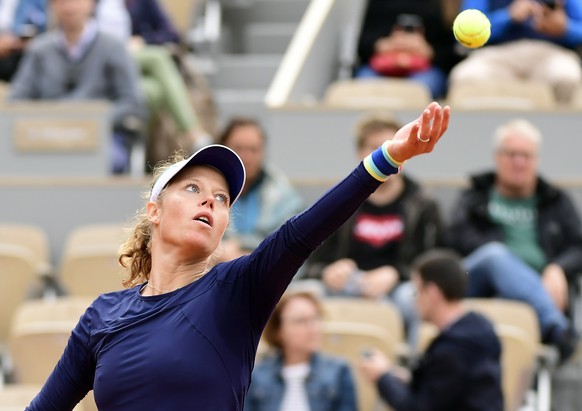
[59,223,129,298]
[0,223,51,277]
[0,384,85,410]
[8,297,93,385]
[0,246,38,344]
[447,80,557,111]
[417,322,537,411]
[323,79,432,110]
[321,321,395,411]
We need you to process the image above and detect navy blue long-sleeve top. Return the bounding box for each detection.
[26,163,383,411]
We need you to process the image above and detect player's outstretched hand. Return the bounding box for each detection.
[387,102,450,163]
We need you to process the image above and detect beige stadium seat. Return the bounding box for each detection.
[321,321,396,411]
[0,246,38,344]
[59,224,129,298]
[0,384,85,410]
[0,223,51,276]
[323,79,432,110]
[160,0,198,35]
[569,84,582,110]
[447,80,556,111]
[8,297,93,385]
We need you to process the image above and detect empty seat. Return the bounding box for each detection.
[0,384,85,410]
[59,224,129,298]
[0,223,51,276]
[321,321,396,411]
[323,79,431,110]
[0,246,38,344]
[8,297,93,385]
[447,80,556,111]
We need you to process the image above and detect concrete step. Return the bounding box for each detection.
[210,54,282,89]
[222,0,310,25]
[214,88,268,124]
[244,22,297,55]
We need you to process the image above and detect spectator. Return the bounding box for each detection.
[304,112,444,346]
[95,0,211,157]
[245,291,358,411]
[359,249,503,411]
[9,0,147,174]
[0,0,47,82]
[217,117,304,261]
[355,0,460,99]
[449,0,582,104]
[447,118,582,362]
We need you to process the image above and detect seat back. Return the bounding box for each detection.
[321,321,396,411]
[0,246,38,344]
[323,79,432,110]
[447,80,556,111]
[8,297,93,385]
[0,223,51,275]
[60,224,129,298]
[160,0,198,36]
[321,298,404,345]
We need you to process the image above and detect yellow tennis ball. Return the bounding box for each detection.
[453,9,491,49]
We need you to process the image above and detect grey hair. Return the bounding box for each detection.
[493,119,542,151]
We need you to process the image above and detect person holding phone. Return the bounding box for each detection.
[450,0,582,104]
[355,0,461,99]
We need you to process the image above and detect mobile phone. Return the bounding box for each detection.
[395,14,424,33]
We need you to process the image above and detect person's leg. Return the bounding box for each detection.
[354,65,383,79]
[110,132,131,174]
[133,46,201,134]
[390,281,419,349]
[408,67,447,99]
[527,40,582,104]
[464,242,569,341]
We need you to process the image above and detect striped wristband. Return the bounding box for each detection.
[363,141,404,182]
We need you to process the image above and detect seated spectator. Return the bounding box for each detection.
[359,249,503,411]
[217,117,304,261]
[355,0,460,99]
[245,291,358,411]
[449,0,582,104]
[447,119,582,362]
[96,0,211,157]
[0,0,47,82]
[9,0,147,174]
[303,112,444,346]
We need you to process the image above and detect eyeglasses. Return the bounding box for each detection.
[497,149,536,160]
[281,315,322,327]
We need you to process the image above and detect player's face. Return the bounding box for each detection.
[358,129,397,161]
[224,125,264,184]
[148,165,230,259]
[278,296,323,356]
[495,133,539,192]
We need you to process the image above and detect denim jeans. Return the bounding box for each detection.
[355,64,447,99]
[464,242,569,341]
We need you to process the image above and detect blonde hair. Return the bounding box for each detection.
[493,119,542,151]
[119,150,189,288]
[354,112,402,149]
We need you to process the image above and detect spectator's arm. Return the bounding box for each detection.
[376,349,467,411]
[462,0,517,43]
[561,1,582,47]
[336,363,358,411]
[548,194,582,278]
[9,44,39,99]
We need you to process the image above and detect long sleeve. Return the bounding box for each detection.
[376,350,467,411]
[26,306,96,411]
[462,0,516,43]
[9,43,39,99]
[336,364,358,411]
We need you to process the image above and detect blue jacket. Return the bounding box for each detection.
[463,0,582,48]
[125,0,180,45]
[12,0,47,36]
[377,311,503,411]
[245,352,358,411]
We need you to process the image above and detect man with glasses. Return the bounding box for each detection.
[447,118,582,363]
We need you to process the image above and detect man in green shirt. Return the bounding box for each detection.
[447,118,582,362]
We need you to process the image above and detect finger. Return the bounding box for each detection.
[430,105,450,147]
[409,122,421,144]
[428,105,443,141]
[419,108,431,140]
